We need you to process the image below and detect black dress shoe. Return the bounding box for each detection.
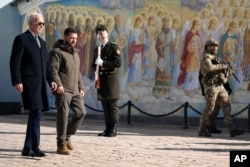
[30,150,46,157]
[21,150,30,156]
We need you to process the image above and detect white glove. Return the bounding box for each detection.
[95,57,103,66]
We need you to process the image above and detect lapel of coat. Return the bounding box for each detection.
[25,30,42,49]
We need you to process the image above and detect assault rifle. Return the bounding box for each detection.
[212,56,240,83]
[224,62,240,83]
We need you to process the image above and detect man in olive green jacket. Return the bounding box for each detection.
[49,27,86,155]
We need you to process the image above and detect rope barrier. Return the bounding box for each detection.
[1,100,249,130]
[131,103,185,117]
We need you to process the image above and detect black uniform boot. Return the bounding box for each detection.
[107,122,117,137]
[207,125,222,133]
[98,122,110,136]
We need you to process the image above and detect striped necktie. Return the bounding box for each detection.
[35,35,41,48]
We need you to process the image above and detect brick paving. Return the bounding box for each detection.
[0,114,249,167]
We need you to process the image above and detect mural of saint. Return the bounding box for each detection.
[142,14,157,80]
[219,20,241,95]
[127,15,145,84]
[178,17,202,96]
[152,15,174,97]
[170,16,181,86]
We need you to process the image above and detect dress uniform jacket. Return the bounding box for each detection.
[93,41,121,100]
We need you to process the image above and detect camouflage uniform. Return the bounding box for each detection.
[198,39,244,137]
[207,100,221,128]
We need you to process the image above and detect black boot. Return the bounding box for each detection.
[230,129,245,137]
[198,131,212,137]
[98,122,110,136]
[207,125,222,133]
[107,122,117,137]
[198,123,212,137]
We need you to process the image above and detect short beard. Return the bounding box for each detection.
[65,41,73,47]
[209,49,217,55]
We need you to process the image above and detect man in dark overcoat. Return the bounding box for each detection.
[9,13,57,157]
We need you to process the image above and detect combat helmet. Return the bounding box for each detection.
[205,39,218,48]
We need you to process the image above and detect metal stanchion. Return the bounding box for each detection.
[183,102,189,129]
[127,100,132,125]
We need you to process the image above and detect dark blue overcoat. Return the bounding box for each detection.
[10,30,54,111]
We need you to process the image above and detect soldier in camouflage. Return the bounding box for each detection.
[198,39,245,137]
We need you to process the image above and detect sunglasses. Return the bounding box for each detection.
[34,22,45,26]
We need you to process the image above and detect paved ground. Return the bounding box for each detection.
[0,114,249,167]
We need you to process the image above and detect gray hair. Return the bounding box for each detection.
[28,13,42,24]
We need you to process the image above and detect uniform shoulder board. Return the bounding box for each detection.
[109,42,120,54]
[110,41,117,45]
[110,42,118,48]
